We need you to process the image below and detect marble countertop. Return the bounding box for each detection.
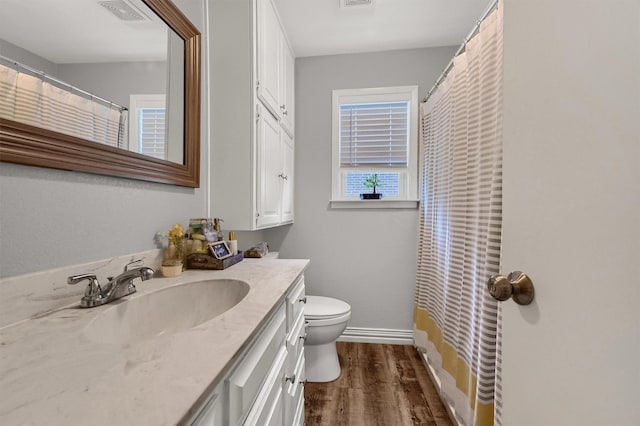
[0,258,309,425]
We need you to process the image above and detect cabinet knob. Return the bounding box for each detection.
[299,296,306,304]
[282,110,288,116]
[285,374,296,383]
[280,104,286,110]
[300,333,307,342]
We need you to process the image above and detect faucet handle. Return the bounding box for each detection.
[67,273,102,298]
[124,260,144,272]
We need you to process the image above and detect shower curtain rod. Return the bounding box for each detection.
[422,0,499,103]
[0,55,128,112]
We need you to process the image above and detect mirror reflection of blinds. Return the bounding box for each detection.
[339,101,409,167]
[138,108,166,160]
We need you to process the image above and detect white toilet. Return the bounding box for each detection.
[304,295,351,383]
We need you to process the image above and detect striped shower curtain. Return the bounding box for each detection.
[413,5,503,426]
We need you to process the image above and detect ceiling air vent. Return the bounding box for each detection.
[98,0,150,21]
[340,0,374,8]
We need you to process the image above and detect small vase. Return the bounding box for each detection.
[165,242,177,260]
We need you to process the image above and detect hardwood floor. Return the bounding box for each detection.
[304,342,452,426]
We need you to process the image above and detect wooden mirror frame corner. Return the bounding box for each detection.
[0,0,201,188]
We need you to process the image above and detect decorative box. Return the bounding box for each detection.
[186,252,244,270]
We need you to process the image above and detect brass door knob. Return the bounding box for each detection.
[487,271,535,305]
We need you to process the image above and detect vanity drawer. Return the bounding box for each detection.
[292,387,305,426]
[243,346,287,426]
[286,276,305,332]
[285,310,306,373]
[285,350,305,426]
[227,305,286,425]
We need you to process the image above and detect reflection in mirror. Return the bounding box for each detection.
[0,0,200,187]
[0,0,184,163]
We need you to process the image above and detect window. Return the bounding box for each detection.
[128,94,166,160]
[331,86,419,208]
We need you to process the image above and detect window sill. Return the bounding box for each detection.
[329,199,420,209]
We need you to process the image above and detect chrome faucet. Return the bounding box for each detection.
[67,260,154,308]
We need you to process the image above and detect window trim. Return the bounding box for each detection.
[128,94,167,160]
[331,85,419,208]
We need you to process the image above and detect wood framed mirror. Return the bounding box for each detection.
[0,0,201,188]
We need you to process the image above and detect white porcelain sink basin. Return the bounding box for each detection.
[83,279,250,345]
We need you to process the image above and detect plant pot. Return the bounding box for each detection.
[360,193,383,200]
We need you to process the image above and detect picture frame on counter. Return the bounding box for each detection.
[209,241,233,260]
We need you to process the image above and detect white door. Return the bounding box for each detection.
[500,1,639,424]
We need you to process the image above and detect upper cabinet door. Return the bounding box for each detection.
[280,42,295,137]
[281,130,294,224]
[256,105,283,229]
[257,0,281,118]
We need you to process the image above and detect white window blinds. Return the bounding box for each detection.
[138,108,166,160]
[339,101,409,167]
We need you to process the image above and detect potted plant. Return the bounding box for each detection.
[360,173,383,200]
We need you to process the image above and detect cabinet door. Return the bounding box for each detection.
[191,390,223,426]
[280,42,295,136]
[256,105,283,228]
[227,305,286,424]
[243,346,287,426]
[257,0,281,118]
[280,130,294,224]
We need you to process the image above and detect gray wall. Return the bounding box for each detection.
[0,0,207,278]
[58,61,167,108]
[265,47,456,330]
[0,39,59,75]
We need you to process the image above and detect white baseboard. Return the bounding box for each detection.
[337,326,413,345]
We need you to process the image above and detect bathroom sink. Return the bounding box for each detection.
[83,279,250,345]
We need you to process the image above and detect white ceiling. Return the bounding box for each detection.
[0,0,492,64]
[273,0,492,58]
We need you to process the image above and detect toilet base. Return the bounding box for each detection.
[305,341,341,383]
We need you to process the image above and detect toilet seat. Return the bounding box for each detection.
[305,311,351,327]
[305,296,351,325]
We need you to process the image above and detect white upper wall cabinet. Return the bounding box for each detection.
[256,103,284,228]
[280,128,294,223]
[280,44,295,136]
[257,0,282,116]
[257,0,295,137]
[210,0,295,231]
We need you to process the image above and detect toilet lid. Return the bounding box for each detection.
[305,296,351,319]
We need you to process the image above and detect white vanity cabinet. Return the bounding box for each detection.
[189,275,306,426]
[191,386,224,426]
[284,278,307,425]
[210,0,295,231]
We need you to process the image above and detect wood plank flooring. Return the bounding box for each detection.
[304,342,452,426]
